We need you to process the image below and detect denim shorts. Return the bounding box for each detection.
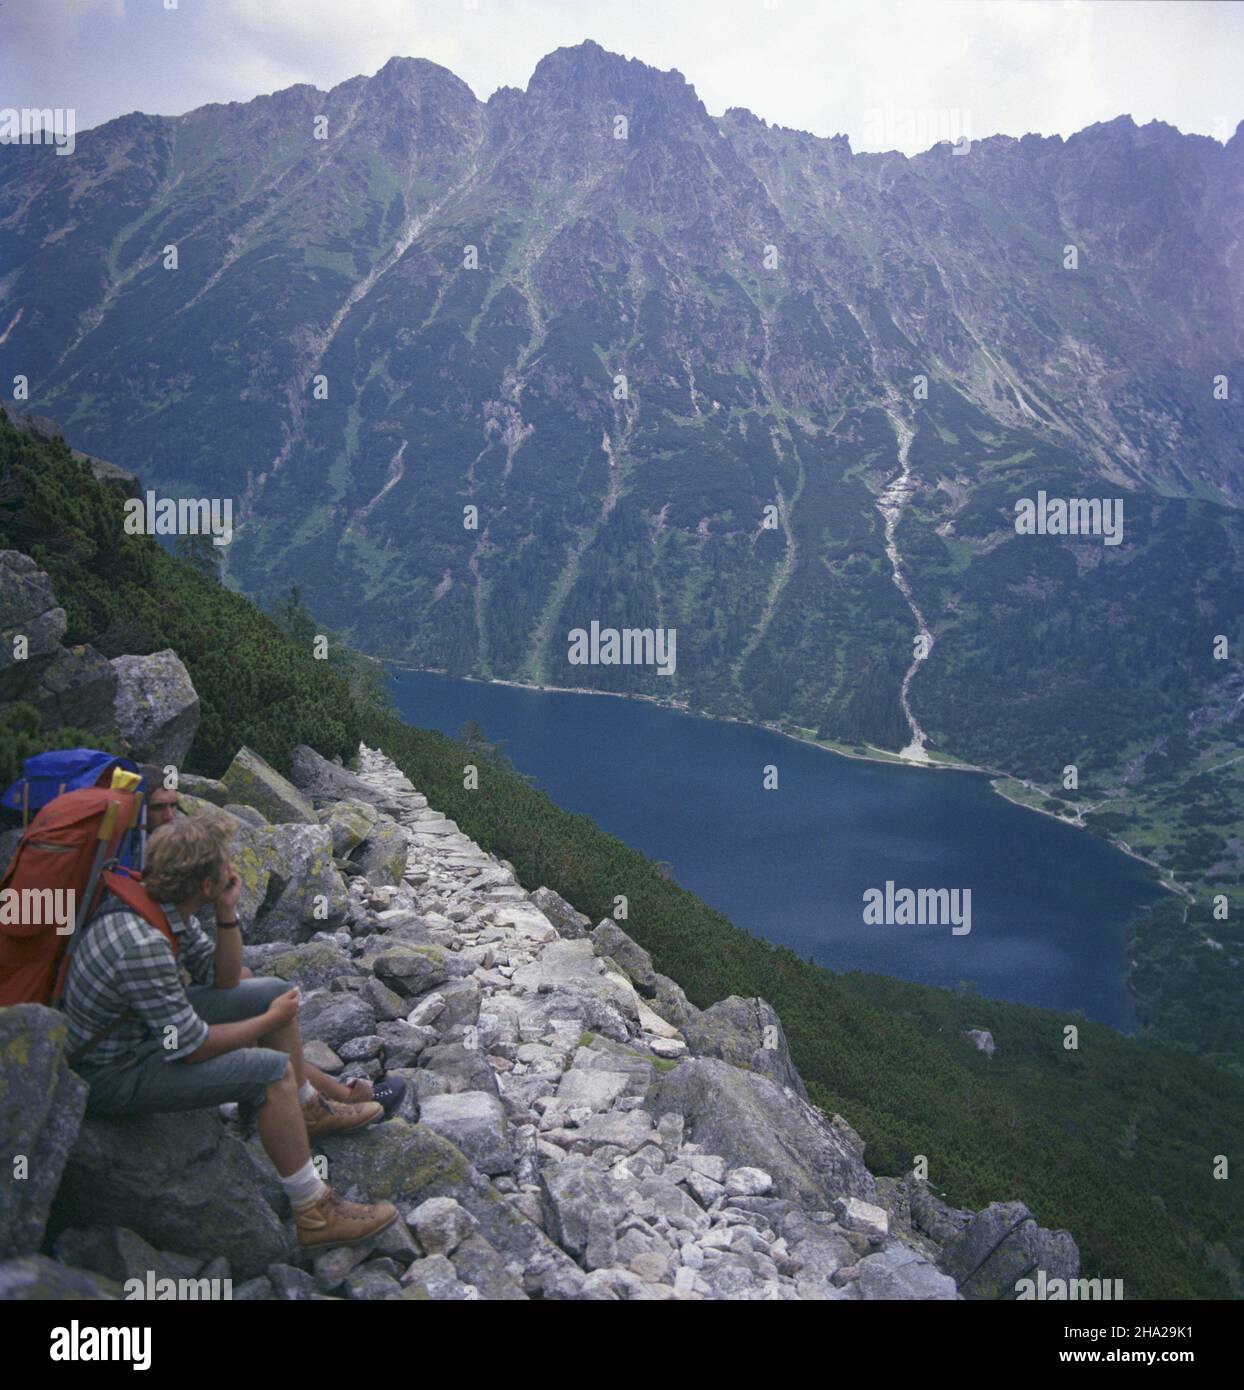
[80,976,292,1117]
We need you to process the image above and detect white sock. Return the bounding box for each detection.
[280,1159,327,1207]
[297,1081,317,1105]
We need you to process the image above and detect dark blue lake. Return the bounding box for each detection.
[391,670,1163,1029]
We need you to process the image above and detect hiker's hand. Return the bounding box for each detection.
[267,987,300,1027]
[213,869,242,920]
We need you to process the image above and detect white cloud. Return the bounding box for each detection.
[206,0,463,97]
[6,0,123,45]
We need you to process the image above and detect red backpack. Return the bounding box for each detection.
[0,786,176,1007]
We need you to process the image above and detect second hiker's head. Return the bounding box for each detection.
[138,764,179,832]
[147,786,179,832]
[145,814,235,909]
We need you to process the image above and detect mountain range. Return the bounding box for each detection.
[2,40,1243,1065]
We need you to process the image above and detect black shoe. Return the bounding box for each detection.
[371,1074,407,1120]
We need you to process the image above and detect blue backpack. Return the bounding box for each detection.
[2,748,146,867]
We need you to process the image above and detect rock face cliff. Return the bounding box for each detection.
[1,44,1240,761]
[0,727,1078,1300]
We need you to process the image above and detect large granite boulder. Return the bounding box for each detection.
[0,550,66,700]
[51,1111,292,1278]
[176,773,230,805]
[289,745,387,809]
[511,938,640,1022]
[590,921,660,996]
[321,799,380,856]
[939,1200,1079,1300]
[0,1254,122,1299]
[874,1174,972,1251]
[418,1092,513,1176]
[297,992,378,1051]
[645,972,701,1031]
[316,1119,583,1298]
[538,1156,629,1261]
[645,1057,875,1210]
[371,942,453,997]
[855,1245,959,1300]
[352,822,408,887]
[531,887,591,940]
[29,643,117,732]
[418,1041,502,1096]
[52,1225,203,1287]
[0,1005,88,1259]
[242,941,355,992]
[680,996,807,1099]
[174,793,243,829]
[110,649,200,766]
[230,822,349,943]
[221,746,316,825]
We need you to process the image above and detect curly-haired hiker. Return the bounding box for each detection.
[61,813,398,1249]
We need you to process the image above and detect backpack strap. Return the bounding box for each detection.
[98,869,178,958]
[66,1012,136,1069]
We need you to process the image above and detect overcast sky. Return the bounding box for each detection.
[2,0,1241,154]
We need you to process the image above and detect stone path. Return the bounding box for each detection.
[307,745,959,1300]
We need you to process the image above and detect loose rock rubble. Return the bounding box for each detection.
[0,742,1080,1301]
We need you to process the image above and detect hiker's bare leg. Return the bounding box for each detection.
[256,1064,311,1177]
[237,973,364,1100]
[258,1016,307,1089]
[242,968,371,1101]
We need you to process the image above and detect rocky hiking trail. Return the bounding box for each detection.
[1,739,1079,1301]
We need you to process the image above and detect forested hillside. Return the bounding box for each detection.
[0,409,358,779]
[2,384,1240,1302]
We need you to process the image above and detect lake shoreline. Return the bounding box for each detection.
[388,664,1167,1026]
[387,662,1181,903]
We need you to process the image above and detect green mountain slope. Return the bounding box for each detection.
[1,408,1239,1299]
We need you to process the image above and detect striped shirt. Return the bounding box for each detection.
[62,896,219,1071]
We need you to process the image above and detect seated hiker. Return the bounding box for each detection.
[134,764,404,1119]
[61,812,398,1249]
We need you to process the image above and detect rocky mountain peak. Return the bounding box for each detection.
[525,40,704,121]
[367,54,480,106]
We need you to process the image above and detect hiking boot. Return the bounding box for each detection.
[301,1092,383,1138]
[292,1187,398,1250]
